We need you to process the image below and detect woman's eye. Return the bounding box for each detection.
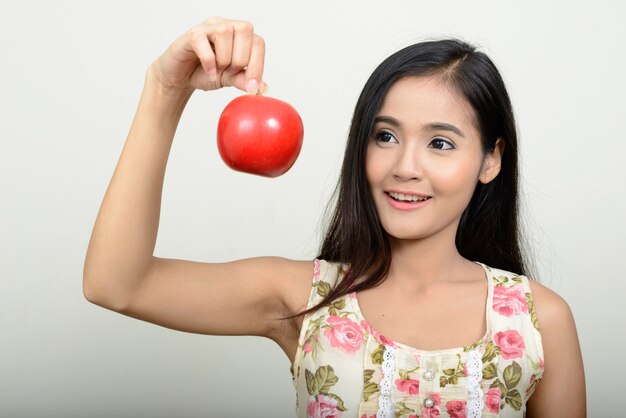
[429,138,455,150]
[374,131,397,143]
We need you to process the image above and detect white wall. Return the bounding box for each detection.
[1,0,623,416]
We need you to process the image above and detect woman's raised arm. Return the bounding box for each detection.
[82,18,311,342]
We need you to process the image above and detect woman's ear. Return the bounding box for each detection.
[479,138,505,184]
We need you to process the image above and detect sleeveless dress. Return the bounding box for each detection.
[290,259,544,418]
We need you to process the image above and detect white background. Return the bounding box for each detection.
[1,0,624,416]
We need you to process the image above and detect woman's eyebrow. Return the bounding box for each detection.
[374,115,402,128]
[426,122,465,138]
[374,115,465,138]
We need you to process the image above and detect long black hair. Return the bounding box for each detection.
[285,38,531,320]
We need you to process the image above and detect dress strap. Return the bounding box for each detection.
[305,259,346,309]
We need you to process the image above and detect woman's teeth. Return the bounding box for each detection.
[388,192,430,202]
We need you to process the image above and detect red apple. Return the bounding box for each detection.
[217,94,304,177]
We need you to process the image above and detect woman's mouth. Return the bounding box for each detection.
[386,191,431,202]
[384,191,432,210]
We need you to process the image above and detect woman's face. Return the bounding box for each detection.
[365,75,502,242]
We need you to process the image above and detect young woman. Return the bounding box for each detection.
[83,16,586,417]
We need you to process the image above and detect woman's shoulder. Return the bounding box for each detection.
[270,258,347,318]
[527,279,576,333]
[484,262,574,328]
[521,272,578,358]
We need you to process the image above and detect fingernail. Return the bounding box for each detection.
[259,81,268,95]
[209,68,217,83]
[246,79,258,94]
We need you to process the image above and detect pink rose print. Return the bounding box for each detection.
[360,319,377,338]
[539,357,544,371]
[307,396,319,417]
[422,392,441,418]
[313,260,321,280]
[428,392,441,405]
[423,407,440,418]
[304,341,312,354]
[445,400,466,418]
[324,315,364,354]
[493,285,528,317]
[395,378,420,395]
[307,394,343,418]
[360,319,371,334]
[378,334,397,347]
[485,387,501,413]
[360,415,376,418]
[360,320,398,348]
[494,330,525,359]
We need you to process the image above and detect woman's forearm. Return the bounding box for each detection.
[83,67,194,310]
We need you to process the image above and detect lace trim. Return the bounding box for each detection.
[377,345,396,418]
[466,348,485,417]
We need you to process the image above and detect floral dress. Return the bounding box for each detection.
[290,259,544,418]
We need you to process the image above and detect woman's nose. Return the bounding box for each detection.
[392,146,423,181]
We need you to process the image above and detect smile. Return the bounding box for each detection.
[387,192,431,202]
[384,192,432,211]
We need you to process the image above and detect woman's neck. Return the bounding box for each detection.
[387,225,475,292]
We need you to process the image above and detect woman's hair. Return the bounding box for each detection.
[283,38,529,320]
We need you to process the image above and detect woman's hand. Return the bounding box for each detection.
[148,17,266,96]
